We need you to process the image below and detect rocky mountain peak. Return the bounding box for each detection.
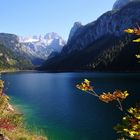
[44,32,60,40]
[0,32,66,65]
[68,21,83,42]
[61,1,140,54]
[40,1,140,72]
[19,33,66,63]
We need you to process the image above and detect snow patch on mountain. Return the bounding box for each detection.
[19,33,66,61]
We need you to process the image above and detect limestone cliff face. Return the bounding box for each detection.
[0,33,33,68]
[62,1,140,54]
[113,0,140,10]
[0,33,21,51]
[40,1,140,71]
[67,22,83,42]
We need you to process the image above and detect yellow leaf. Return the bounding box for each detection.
[123,91,129,98]
[123,128,129,132]
[84,79,90,85]
[135,54,140,58]
[129,131,138,137]
[124,29,135,34]
[132,38,140,42]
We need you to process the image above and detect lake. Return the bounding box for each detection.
[1,72,140,140]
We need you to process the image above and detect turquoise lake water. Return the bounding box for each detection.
[1,72,140,140]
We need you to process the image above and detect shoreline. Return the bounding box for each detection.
[1,68,140,74]
[0,95,48,140]
[0,69,37,74]
[0,77,48,140]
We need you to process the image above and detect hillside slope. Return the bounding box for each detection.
[40,1,140,72]
[0,44,32,70]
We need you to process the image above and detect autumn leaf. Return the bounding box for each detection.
[135,54,140,59]
[76,79,93,92]
[84,79,90,85]
[124,28,140,35]
[134,28,140,35]
[115,106,140,139]
[133,38,140,42]
[124,29,135,34]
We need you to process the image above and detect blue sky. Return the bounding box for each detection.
[0,0,116,40]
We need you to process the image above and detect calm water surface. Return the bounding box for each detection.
[1,72,140,140]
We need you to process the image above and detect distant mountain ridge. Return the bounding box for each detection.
[40,1,140,72]
[0,32,66,66]
[19,32,66,64]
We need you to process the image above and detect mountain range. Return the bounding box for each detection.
[0,0,140,72]
[19,33,66,64]
[40,0,140,72]
[0,32,65,69]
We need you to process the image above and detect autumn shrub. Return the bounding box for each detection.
[0,79,47,140]
[76,79,140,140]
